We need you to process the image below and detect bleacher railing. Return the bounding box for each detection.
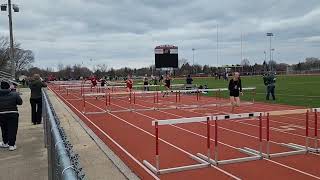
[42,89,86,180]
[0,70,12,79]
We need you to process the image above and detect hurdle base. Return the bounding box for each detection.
[143,160,209,175]
[197,150,261,166]
[83,111,107,115]
[143,154,210,175]
[243,145,307,159]
[284,143,320,153]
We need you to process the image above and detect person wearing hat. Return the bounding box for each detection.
[0,80,23,151]
[29,74,47,125]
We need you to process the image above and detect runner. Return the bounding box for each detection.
[91,76,97,87]
[125,75,133,101]
[162,74,172,97]
[125,75,133,92]
[100,78,106,87]
[186,74,193,90]
[143,74,149,91]
[228,72,243,112]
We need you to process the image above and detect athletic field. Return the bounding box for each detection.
[173,75,320,108]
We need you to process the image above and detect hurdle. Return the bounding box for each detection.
[287,108,320,153]
[81,87,257,114]
[82,93,108,114]
[243,109,311,158]
[197,112,264,166]
[143,117,211,175]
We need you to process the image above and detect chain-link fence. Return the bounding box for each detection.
[42,89,86,180]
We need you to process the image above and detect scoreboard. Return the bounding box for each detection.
[155,45,178,69]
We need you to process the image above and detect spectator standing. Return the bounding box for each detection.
[264,72,276,100]
[29,74,47,125]
[0,80,23,151]
[143,74,149,91]
[151,75,158,85]
[186,74,193,90]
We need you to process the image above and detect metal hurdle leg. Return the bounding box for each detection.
[252,89,256,103]
[266,113,270,158]
[306,110,309,151]
[305,109,320,153]
[105,91,108,112]
[206,117,211,162]
[155,122,159,172]
[82,95,86,114]
[134,92,136,105]
[314,109,319,153]
[143,120,209,175]
[259,113,263,158]
[214,116,218,163]
[245,112,308,159]
[197,113,263,165]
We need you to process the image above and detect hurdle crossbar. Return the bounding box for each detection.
[143,117,211,175]
[81,87,257,114]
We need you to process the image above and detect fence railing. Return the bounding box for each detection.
[42,89,86,180]
[0,70,12,79]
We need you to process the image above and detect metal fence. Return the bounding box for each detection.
[0,70,12,79]
[42,89,86,180]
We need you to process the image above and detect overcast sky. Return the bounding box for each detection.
[1,0,319,70]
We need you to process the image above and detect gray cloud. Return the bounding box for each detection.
[0,0,319,70]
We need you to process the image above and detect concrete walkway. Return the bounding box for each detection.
[0,88,48,180]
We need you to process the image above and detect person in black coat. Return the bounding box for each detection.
[228,72,243,112]
[29,74,47,125]
[186,74,193,90]
[0,80,23,151]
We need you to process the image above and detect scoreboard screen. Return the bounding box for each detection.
[155,45,178,69]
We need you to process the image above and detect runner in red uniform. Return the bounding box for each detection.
[91,76,97,87]
[125,75,133,101]
[126,75,133,92]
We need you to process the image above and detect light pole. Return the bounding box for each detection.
[1,1,19,80]
[271,48,275,61]
[192,48,195,74]
[271,48,275,71]
[266,32,274,72]
[264,51,266,62]
[241,33,243,64]
[192,48,195,65]
[216,24,219,68]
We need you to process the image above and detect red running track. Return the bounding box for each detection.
[50,85,320,180]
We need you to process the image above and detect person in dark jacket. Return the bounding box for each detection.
[186,74,193,90]
[228,72,243,112]
[143,74,149,91]
[0,80,23,151]
[29,74,47,125]
[263,72,276,100]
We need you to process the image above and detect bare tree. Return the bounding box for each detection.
[57,63,64,71]
[179,58,188,68]
[241,58,250,67]
[97,64,108,73]
[0,36,9,69]
[14,49,35,73]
